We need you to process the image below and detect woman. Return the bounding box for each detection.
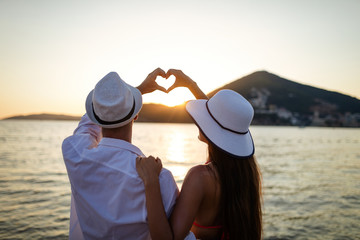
[136,69,263,240]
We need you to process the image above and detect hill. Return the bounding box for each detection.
[208,71,360,126]
[208,71,360,114]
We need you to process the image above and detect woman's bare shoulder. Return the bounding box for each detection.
[187,164,210,176]
[184,164,216,186]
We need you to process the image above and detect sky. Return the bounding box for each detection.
[0,0,359,118]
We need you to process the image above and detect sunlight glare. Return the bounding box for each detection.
[166,131,187,163]
[142,87,194,107]
[165,131,189,185]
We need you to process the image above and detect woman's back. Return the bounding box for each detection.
[170,163,222,240]
[189,164,222,239]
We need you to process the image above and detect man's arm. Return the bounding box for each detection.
[73,114,102,144]
[62,114,102,159]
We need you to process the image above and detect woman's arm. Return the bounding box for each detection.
[137,157,206,240]
[166,69,208,100]
[170,166,205,240]
[136,156,173,240]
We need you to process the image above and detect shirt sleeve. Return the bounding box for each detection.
[63,115,101,240]
[69,194,84,240]
[73,114,102,143]
[63,114,102,150]
[62,114,102,173]
[158,168,179,218]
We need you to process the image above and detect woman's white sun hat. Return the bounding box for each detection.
[85,72,142,128]
[186,89,255,158]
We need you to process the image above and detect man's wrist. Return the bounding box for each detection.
[136,85,145,95]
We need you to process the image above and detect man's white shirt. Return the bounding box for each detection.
[62,114,179,239]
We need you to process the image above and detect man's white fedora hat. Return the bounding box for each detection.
[85,72,142,128]
[186,89,255,158]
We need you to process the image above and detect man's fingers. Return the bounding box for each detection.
[159,69,166,78]
[153,68,166,78]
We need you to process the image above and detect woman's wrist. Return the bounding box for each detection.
[187,81,208,100]
[144,176,160,188]
[189,80,197,88]
[186,79,198,91]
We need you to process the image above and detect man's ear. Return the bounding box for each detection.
[134,115,139,121]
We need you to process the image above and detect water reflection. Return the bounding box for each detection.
[165,131,191,185]
[1,121,359,239]
[134,123,207,185]
[166,131,187,163]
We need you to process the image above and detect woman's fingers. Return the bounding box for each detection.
[137,156,163,175]
[165,69,182,93]
[165,69,181,79]
[166,83,178,93]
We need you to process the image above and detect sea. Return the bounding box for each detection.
[0,120,359,240]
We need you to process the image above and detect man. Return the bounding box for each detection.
[62,68,179,239]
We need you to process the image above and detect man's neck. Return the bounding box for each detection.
[101,122,133,143]
[103,133,132,143]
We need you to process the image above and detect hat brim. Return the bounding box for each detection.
[186,99,254,158]
[85,84,142,128]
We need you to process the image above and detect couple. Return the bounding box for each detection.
[62,68,262,240]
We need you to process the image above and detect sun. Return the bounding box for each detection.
[142,87,195,107]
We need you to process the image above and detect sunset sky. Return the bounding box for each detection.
[0,0,359,119]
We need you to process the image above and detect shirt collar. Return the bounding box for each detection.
[98,137,144,156]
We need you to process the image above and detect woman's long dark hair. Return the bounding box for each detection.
[208,142,263,240]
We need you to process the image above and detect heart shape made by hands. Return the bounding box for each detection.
[156,75,176,92]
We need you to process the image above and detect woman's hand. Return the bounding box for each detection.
[137,68,167,95]
[166,69,208,100]
[136,156,163,186]
[165,69,196,93]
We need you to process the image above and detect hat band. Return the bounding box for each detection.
[206,101,248,135]
[92,98,136,125]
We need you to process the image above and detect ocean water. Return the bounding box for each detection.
[0,120,359,239]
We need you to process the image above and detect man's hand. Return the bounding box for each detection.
[137,68,167,95]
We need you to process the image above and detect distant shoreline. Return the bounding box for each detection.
[2,114,81,121]
[2,112,359,128]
